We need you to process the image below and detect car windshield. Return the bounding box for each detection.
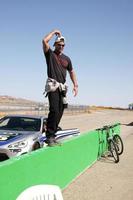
[0,116,41,131]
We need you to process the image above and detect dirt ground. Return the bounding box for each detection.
[60,109,133,200]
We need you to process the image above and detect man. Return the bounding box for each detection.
[42,29,78,146]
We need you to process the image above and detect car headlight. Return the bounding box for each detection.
[8,140,28,149]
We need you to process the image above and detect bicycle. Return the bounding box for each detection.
[102,126,119,163]
[109,124,124,155]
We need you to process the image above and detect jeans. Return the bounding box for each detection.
[46,89,64,138]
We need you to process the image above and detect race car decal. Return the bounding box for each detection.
[41,129,80,143]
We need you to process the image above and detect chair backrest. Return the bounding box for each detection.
[16,184,64,200]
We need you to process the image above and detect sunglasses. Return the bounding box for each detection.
[57,44,65,47]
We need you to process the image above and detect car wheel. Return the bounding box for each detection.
[32,142,40,151]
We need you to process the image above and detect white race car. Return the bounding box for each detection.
[0,115,80,161]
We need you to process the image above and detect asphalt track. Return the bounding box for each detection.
[60,110,133,200]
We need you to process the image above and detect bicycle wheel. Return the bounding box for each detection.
[109,140,119,163]
[113,134,124,155]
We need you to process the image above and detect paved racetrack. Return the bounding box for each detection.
[60,110,133,200]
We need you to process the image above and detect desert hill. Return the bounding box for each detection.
[0,95,41,106]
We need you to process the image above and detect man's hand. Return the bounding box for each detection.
[69,70,78,97]
[53,29,61,37]
[73,85,78,96]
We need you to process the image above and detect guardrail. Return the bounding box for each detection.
[0,105,90,117]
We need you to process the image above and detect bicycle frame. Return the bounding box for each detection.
[101,125,119,163]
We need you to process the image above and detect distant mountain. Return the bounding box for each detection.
[0,95,41,106]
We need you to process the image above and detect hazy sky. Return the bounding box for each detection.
[0,0,133,108]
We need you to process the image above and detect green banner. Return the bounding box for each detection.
[0,123,120,200]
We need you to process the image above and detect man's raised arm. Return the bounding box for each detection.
[42,29,61,53]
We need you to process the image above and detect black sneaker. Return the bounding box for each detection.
[46,137,61,147]
[54,138,62,146]
[56,126,62,131]
[46,137,55,147]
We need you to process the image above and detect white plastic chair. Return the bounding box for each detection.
[16,184,64,200]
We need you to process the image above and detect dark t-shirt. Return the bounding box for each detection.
[45,48,73,84]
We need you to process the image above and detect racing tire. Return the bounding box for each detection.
[109,140,119,163]
[32,142,40,151]
[113,134,124,155]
